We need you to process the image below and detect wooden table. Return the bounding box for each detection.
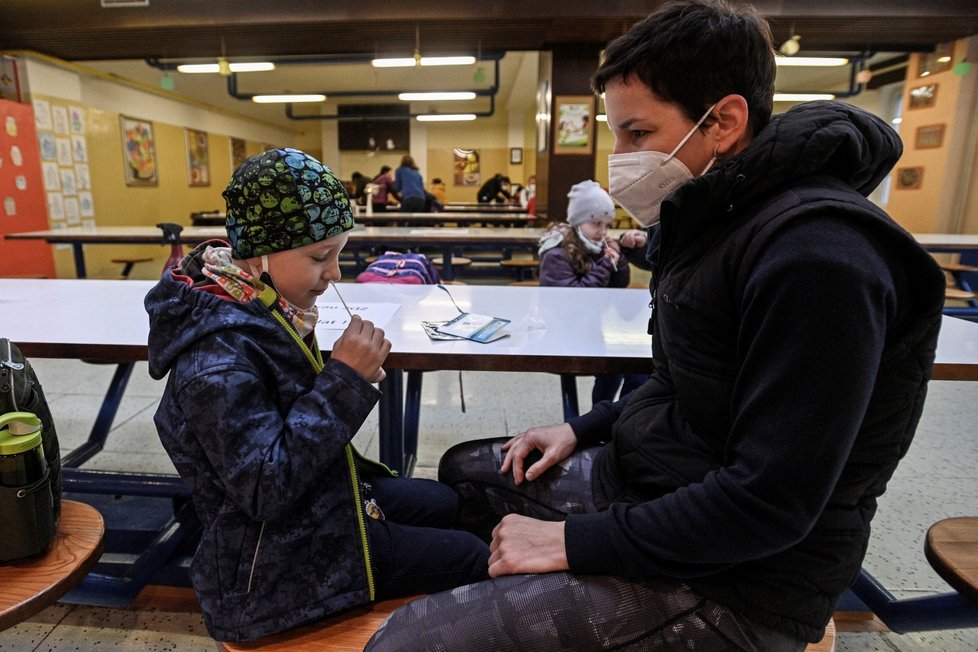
[5,225,558,280]
[0,500,105,631]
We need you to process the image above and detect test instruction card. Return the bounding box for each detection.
[435,312,511,343]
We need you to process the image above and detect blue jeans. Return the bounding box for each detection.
[363,474,490,600]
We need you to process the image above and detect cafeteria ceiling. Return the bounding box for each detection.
[1,0,976,131]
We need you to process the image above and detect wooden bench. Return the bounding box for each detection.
[500,257,539,281]
[216,595,418,651]
[0,500,105,631]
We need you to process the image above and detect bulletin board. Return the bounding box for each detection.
[0,99,55,278]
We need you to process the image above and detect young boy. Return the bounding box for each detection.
[145,148,489,643]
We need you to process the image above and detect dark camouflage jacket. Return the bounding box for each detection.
[145,269,381,642]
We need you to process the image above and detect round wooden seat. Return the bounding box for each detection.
[0,500,105,631]
[216,595,419,651]
[946,287,977,301]
[509,279,540,286]
[111,255,155,278]
[429,256,472,267]
[940,262,978,274]
[925,516,978,604]
[499,258,539,268]
[805,618,836,652]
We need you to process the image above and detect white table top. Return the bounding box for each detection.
[2,279,977,380]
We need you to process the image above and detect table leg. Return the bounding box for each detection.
[442,246,454,281]
[560,374,580,420]
[378,369,405,474]
[61,362,134,469]
[71,243,87,278]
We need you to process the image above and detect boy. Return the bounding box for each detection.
[145,148,488,642]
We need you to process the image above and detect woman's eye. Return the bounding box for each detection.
[630,130,649,139]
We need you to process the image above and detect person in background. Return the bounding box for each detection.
[349,171,368,206]
[365,0,945,649]
[369,165,398,212]
[145,148,489,644]
[394,155,427,212]
[429,177,448,205]
[537,179,647,404]
[518,174,536,209]
[477,173,512,204]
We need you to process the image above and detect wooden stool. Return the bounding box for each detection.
[111,255,154,278]
[509,279,539,286]
[500,257,539,281]
[0,500,105,631]
[216,595,418,651]
[805,618,836,652]
[429,256,472,268]
[925,516,978,604]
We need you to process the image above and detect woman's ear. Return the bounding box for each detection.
[710,94,751,159]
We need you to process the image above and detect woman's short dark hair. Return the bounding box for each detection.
[591,0,776,138]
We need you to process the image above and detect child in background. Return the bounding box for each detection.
[538,179,647,403]
[144,148,489,643]
[429,177,447,205]
[369,165,398,212]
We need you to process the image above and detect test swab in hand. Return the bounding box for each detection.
[331,281,386,383]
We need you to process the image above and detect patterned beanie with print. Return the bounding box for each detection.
[566,179,615,226]
[223,148,355,259]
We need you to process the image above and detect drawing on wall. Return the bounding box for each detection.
[908,83,938,109]
[230,136,247,168]
[185,128,210,186]
[120,116,158,186]
[896,166,923,190]
[453,148,481,186]
[915,124,945,149]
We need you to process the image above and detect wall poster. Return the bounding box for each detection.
[120,115,158,186]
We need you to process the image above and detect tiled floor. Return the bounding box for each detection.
[2,320,978,650]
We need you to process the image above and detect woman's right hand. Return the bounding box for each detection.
[331,314,391,383]
[619,229,648,249]
[500,423,577,485]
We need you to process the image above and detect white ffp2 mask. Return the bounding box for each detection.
[608,104,717,227]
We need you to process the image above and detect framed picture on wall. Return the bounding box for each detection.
[453,148,481,186]
[119,115,157,186]
[553,95,594,155]
[895,166,923,190]
[509,147,523,165]
[908,83,938,109]
[186,128,210,186]
[230,137,247,168]
[915,124,945,149]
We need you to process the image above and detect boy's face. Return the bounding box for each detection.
[604,75,714,178]
[265,232,349,309]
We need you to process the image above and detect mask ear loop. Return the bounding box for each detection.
[665,103,719,161]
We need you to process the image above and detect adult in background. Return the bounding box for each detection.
[366,0,945,649]
[477,173,512,204]
[394,155,427,213]
[369,165,398,213]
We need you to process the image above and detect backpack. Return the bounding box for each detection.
[356,251,441,285]
[0,338,61,561]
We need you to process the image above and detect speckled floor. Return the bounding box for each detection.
[2,350,977,650]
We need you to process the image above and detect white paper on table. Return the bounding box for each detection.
[315,302,400,330]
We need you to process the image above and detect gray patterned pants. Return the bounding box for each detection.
[364,439,806,651]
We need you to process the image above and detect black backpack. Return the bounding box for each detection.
[1,338,61,560]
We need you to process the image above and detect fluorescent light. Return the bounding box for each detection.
[371,58,418,68]
[416,114,477,122]
[419,56,475,66]
[774,93,836,102]
[775,56,849,67]
[177,62,275,73]
[251,94,326,103]
[372,56,476,68]
[596,114,607,122]
[398,92,477,101]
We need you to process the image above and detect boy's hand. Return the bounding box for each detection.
[331,314,391,383]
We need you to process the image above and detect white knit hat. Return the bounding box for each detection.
[566,180,615,226]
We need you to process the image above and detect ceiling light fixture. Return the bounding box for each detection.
[775,56,848,67]
[177,62,275,74]
[416,114,477,122]
[252,94,326,103]
[774,92,836,102]
[779,31,801,56]
[399,91,476,101]
[372,56,475,68]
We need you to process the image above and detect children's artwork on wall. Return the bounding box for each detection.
[554,95,594,155]
[71,134,87,162]
[75,163,90,190]
[51,105,68,135]
[915,124,945,149]
[185,128,210,186]
[908,83,938,109]
[55,138,72,166]
[120,116,157,186]
[42,161,60,191]
[453,148,480,186]
[896,166,923,190]
[39,132,56,160]
[59,168,77,196]
[230,136,247,168]
[32,99,52,131]
[68,106,85,133]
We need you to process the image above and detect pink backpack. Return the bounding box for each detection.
[355,251,440,285]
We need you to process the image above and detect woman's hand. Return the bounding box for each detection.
[619,229,648,250]
[330,314,391,383]
[500,423,577,485]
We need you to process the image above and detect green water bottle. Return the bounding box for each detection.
[0,412,47,488]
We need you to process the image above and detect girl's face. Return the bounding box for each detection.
[578,219,610,242]
[261,232,349,309]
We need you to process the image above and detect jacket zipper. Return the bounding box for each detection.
[245,522,266,593]
[259,285,376,599]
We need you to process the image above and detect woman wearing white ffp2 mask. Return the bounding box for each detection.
[605,81,751,228]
